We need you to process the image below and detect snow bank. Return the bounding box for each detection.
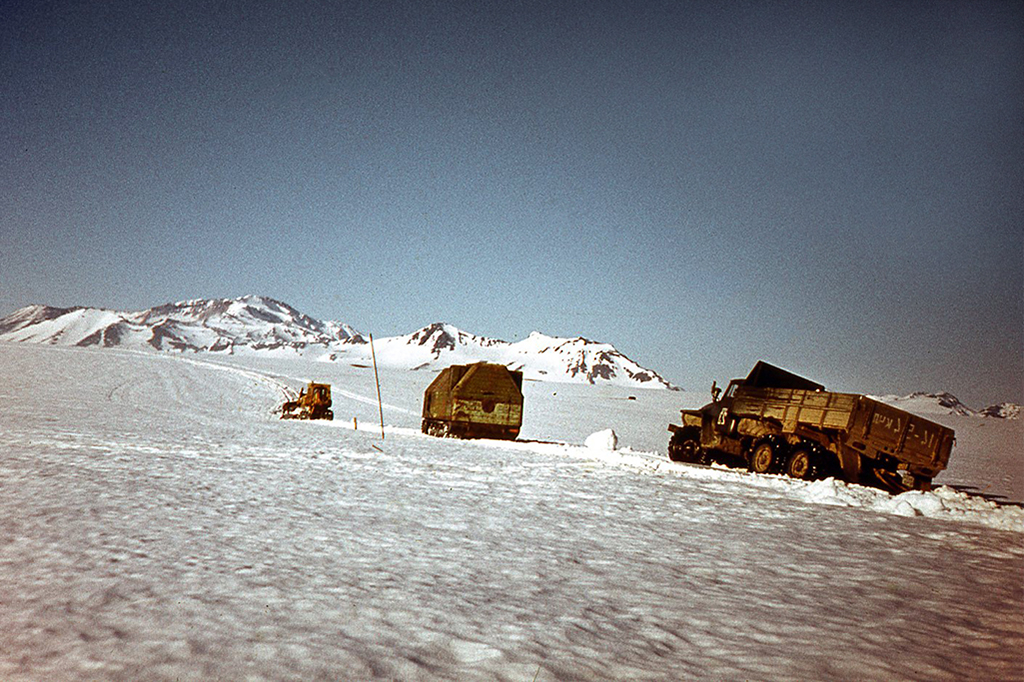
[798,479,1024,532]
[584,428,618,451]
[560,444,1024,534]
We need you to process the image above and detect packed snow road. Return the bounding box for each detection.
[1,344,1022,680]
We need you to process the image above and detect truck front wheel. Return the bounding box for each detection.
[749,441,781,474]
[668,428,704,464]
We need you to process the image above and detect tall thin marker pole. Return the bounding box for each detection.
[369,333,385,440]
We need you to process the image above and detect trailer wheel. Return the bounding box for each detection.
[749,441,780,474]
[785,448,817,480]
[422,419,447,437]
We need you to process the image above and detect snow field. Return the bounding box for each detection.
[1,344,1022,680]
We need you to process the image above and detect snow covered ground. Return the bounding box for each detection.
[1,343,1022,680]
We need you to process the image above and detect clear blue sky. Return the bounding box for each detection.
[2,0,1021,407]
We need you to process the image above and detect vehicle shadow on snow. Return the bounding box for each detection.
[946,485,1024,508]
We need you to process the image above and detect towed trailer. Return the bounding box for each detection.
[422,362,523,440]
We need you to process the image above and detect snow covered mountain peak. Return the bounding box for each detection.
[131,295,365,349]
[373,321,673,387]
[403,322,510,354]
[0,296,362,353]
[906,392,977,417]
[143,296,322,331]
[402,322,486,355]
[980,403,1021,420]
[0,304,83,335]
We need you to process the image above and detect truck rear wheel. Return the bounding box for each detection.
[785,448,817,480]
[749,441,781,474]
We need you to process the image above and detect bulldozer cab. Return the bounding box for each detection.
[307,383,330,403]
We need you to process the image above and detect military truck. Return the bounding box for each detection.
[667,361,954,493]
[422,362,523,440]
[281,382,333,420]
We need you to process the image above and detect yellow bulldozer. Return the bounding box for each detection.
[281,382,333,420]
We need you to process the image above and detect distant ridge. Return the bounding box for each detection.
[0,296,676,390]
[872,392,1020,421]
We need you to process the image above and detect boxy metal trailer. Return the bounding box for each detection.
[422,362,524,440]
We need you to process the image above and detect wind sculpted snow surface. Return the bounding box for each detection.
[1,344,1022,680]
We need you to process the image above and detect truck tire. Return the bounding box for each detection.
[839,449,862,484]
[668,428,704,463]
[785,448,817,480]
[749,441,781,474]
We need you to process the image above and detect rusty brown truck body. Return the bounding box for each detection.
[422,362,523,440]
[668,361,954,493]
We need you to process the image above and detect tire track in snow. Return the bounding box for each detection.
[159,353,416,416]
[331,386,416,415]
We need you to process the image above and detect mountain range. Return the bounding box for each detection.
[0,295,675,390]
[2,296,1019,417]
[870,392,1021,420]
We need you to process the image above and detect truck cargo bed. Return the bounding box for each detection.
[732,386,953,477]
